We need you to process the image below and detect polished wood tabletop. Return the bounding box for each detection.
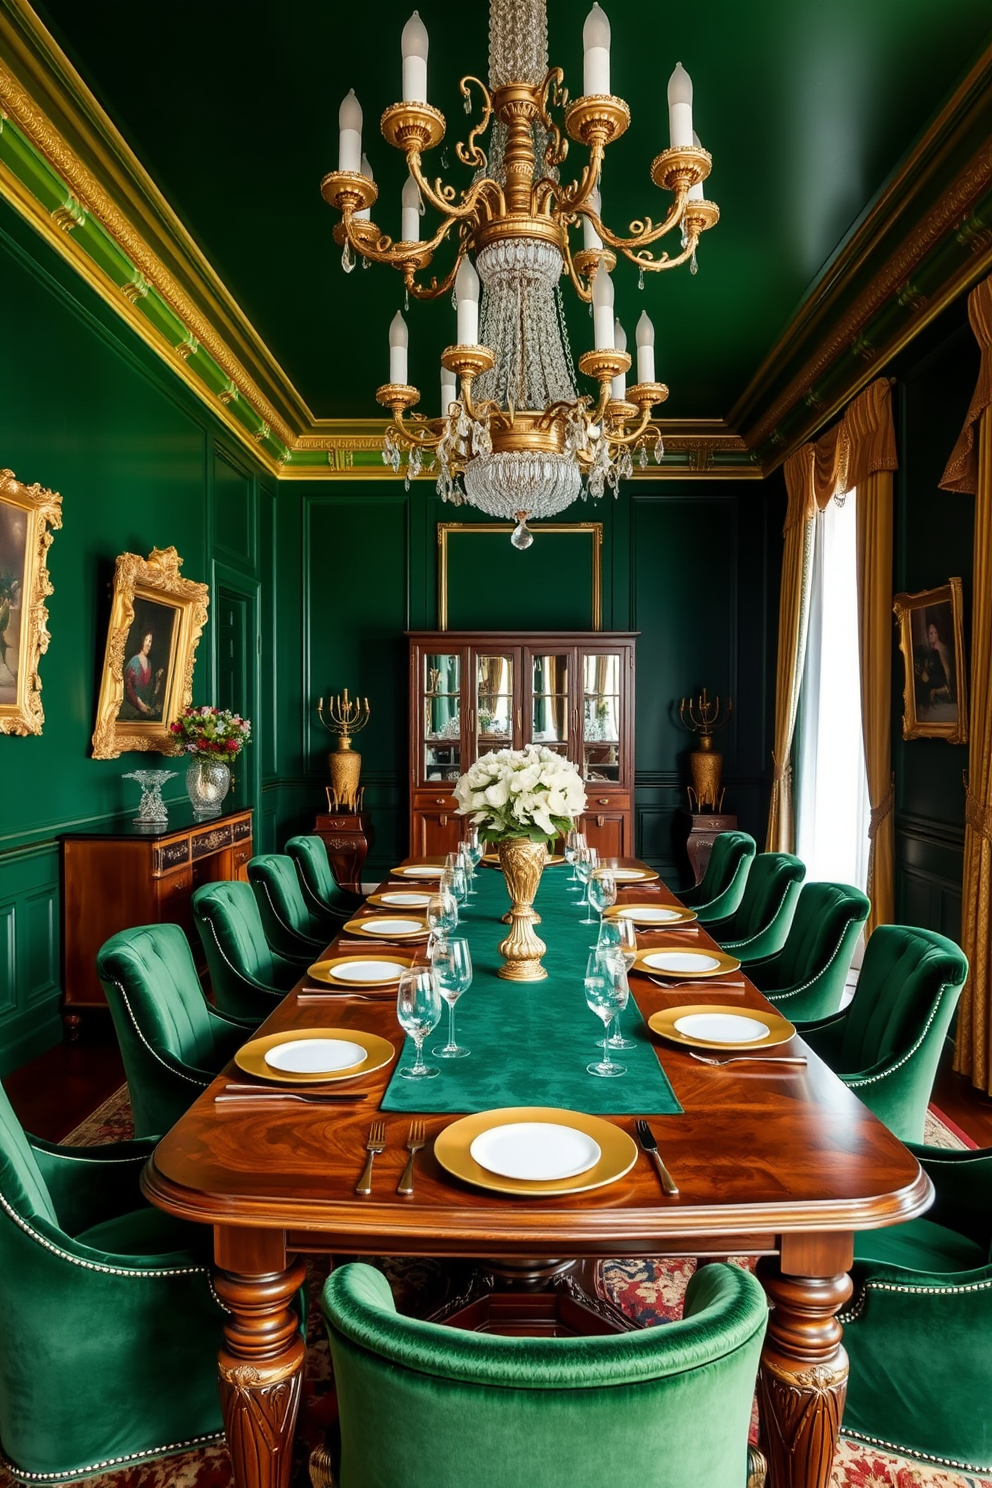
[144,858,931,1488]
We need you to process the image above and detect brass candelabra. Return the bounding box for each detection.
[678,689,733,813]
[316,689,371,812]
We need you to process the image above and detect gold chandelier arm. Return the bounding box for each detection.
[403,244,467,301]
[537,68,569,170]
[560,231,594,304]
[405,149,504,223]
[391,407,444,449]
[621,225,701,274]
[552,143,607,219]
[578,189,688,254]
[455,76,494,170]
[605,407,655,447]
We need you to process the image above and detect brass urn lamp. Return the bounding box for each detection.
[678,689,733,813]
[316,689,371,812]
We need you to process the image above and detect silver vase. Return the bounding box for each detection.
[186,758,231,818]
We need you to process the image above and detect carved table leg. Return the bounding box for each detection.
[214,1258,308,1488]
[757,1240,854,1488]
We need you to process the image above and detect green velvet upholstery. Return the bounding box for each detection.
[677,832,756,923]
[746,881,869,1021]
[192,880,302,1022]
[285,834,363,933]
[708,853,806,962]
[797,924,967,1143]
[319,1260,767,1488]
[97,922,255,1138]
[247,852,330,961]
[0,1083,225,1483]
[840,1142,992,1471]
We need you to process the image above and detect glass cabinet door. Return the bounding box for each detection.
[582,652,621,783]
[528,651,570,755]
[474,652,514,754]
[423,652,463,782]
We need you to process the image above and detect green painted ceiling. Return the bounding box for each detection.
[32,0,992,423]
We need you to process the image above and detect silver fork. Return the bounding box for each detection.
[648,975,745,990]
[355,1119,387,1195]
[397,1120,427,1195]
[688,1052,807,1067]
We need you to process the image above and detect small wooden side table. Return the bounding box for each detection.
[313,808,374,891]
[674,809,737,887]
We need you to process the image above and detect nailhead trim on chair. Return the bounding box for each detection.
[253,878,324,952]
[198,909,286,997]
[844,984,951,1088]
[693,854,750,916]
[840,1274,992,1324]
[721,882,795,952]
[0,1189,211,1279]
[1,1432,226,1483]
[764,916,860,1002]
[110,977,211,1089]
[838,1424,992,1475]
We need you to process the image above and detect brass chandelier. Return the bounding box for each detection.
[321,0,718,546]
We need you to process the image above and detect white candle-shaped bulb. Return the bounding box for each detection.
[355,152,374,220]
[440,364,457,416]
[668,63,694,148]
[688,129,705,202]
[611,317,627,402]
[582,3,611,96]
[636,310,655,384]
[389,310,409,385]
[401,173,423,242]
[592,268,615,351]
[401,11,429,103]
[455,255,480,346]
[338,89,363,174]
[583,185,604,253]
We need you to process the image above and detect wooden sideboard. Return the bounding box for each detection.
[313,808,374,891]
[407,631,636,858]
[61,803,252,1037]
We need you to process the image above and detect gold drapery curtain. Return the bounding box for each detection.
[765,379,897,936]
[940,275,992,1091]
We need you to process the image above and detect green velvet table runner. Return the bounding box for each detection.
[381,863,683,1115]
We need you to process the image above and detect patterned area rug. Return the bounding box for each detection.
[0,1092,982,1488]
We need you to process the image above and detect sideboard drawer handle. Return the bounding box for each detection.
[435,796,447,804]
[597,815,605,828]
[597,797,610,805]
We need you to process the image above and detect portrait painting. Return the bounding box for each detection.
[91,546,209,758]
[0,468,63,737]
[893,578,968,744]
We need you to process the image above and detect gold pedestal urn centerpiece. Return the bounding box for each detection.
[678,688,732,812]
[454,745,587,982]
[316,688,371,811]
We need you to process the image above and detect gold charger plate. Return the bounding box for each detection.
[343,915,429,941]
[604,902,698,926]
[308,952,416,987]
[605,865,660,883]
[390,863,444,879]
[633,946,741,978]
[648,1004,796,1051]
[234,1027,396,1084]
[367,890,434,910]
[434,1106,637,1197]
[481,853,566,867]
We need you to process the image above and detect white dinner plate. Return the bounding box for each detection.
[610,867,654,880]
[331,959,409,984]
[264,1038,367,1073]
[643,950,723,974]
[469,1122,602,1182]
[392,864,444,878]
[355,918,424,937]
[378,891,432,907]
[672,1013,770,1044]
[616,905,684,923]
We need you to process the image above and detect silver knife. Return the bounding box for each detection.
[635,1119,679,1195]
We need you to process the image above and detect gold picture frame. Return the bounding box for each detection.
[893,578,968,744]
[438,522,603,631]
[0,467,63,737]
[91,546,209,759]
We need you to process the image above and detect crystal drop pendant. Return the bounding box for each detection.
[690,250,698,276]
[638,444,648,468]
[404,287,410,310]
[441,148,450,169]
[510,518,534,550]
[638,268,645,291]
[341,241,355,274]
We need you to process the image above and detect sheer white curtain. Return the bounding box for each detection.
[796,488,871,890]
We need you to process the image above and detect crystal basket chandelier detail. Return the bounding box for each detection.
[321,0,718,546]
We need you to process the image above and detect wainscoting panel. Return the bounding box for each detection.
[894,813,964,944]
[0,844,62,1074]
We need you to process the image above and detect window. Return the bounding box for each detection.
[796,488,870,889]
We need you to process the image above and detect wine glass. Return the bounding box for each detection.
[464,829,484,879]
[431,935,473,1059]
[564,829,586,892]
[396,967,442,1079]
[574,846,598,922]
[426,889,459,952]
[456,842,477,896]
[587,868,617,931]
[584,949,628,1078]
[441,861,468,910]
[597,918,638,1050]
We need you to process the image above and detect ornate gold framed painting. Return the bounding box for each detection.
[0,468,63,737]
[893,578,968,743]
[91,546,209,759]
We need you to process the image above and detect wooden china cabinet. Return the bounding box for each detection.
[407,632,636,858]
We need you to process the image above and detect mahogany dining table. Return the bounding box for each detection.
[142,858,931,1488]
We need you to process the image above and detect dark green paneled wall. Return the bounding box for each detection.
[0,201,276,1071]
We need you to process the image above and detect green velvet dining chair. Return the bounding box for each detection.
[796,924,967,1143]
[746,880,870,1022]
[97,922,256,1137]
[840,1140,992,1472]
[285,834,363,935]
[192,879,303,1022]
[677,831,756,923]
[312,1259,767,1488]
[0,1082,226,1483]
[708,852,806,962]
[247,852,332,962]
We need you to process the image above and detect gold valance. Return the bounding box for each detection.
[782,378,896,531]
[940,274,992,495]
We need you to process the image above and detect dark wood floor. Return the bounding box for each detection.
[4,1012,992,1148]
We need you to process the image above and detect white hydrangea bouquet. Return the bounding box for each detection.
[454,745,587,843]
